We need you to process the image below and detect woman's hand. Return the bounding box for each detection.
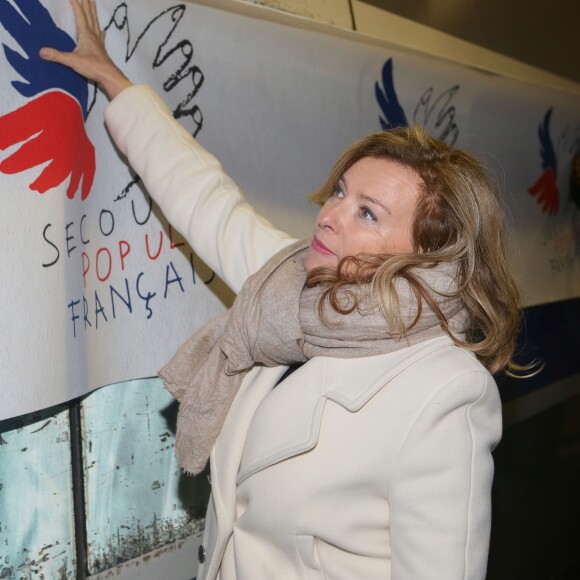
[39,0,132,100]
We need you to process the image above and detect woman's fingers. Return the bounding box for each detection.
[68,0,102,47]
[69,0,89,35]
[41,0,105,71]
[38,47,72,68]
[82,0,99,35]
[40,0,132,100]
[38,47,92,80]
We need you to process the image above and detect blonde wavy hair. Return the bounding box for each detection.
[308,126,524,376]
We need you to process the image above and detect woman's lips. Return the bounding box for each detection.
[311,236,334,256]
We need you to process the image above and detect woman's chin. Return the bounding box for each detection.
[303,248,336,273]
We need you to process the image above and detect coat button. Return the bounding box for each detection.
[198,544,206,564]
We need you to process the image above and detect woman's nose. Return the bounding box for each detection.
[318,202,342,232]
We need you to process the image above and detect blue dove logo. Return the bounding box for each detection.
[375,57,460,145]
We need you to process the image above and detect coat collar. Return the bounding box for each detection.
[236,336,454,485]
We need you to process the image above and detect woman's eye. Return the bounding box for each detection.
[360,206,377,221]
[333,186,345,198]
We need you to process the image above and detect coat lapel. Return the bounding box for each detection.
[204,365,288,580]
[324,335,453,411]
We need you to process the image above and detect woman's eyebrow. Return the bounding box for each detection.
[361,193,390,214]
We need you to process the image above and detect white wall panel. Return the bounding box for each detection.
[241,0,353,27]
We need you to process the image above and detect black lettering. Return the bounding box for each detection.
[164,261,184,298]
[110,279,133,318]
[80,214,90,245]
[42,223,60,267]
[132,193,153,226]
[99,209,115,236]
[65,221,76,257]
[94,290,108,328]
[83,296,92,330]
[67,299,80,338]
[136,272,156,319]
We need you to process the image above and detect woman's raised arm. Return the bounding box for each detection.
[104,85,295,292]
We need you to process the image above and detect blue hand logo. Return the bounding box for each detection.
[0,0,88,117]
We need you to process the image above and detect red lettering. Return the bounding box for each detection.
[119,240,131,270]
[96,248,112,282]
[82,252,90,288]
[145,232,163,260]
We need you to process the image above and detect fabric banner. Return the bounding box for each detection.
[1,0,579,420]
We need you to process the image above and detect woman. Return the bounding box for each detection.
[41,1,520,578]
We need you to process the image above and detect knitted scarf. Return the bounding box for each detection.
[159,239,467,474]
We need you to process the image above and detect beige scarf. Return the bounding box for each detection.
[159,240,467,474]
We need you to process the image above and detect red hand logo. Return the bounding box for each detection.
[528,168,559,215]
[0,91,95,200]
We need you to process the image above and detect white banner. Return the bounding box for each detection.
[1,0,579,420]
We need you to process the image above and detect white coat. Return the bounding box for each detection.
[105,85,503,580]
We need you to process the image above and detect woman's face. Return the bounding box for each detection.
[303,156,422,273]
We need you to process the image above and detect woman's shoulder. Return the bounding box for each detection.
[365,336,500,418]
[396,337,500,404]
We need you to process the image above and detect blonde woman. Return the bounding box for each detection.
[41,1,522,578]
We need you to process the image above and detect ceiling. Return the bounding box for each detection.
[360,0,579,85]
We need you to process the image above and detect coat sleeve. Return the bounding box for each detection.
[388,368,502,580]
[104,84,295,294]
